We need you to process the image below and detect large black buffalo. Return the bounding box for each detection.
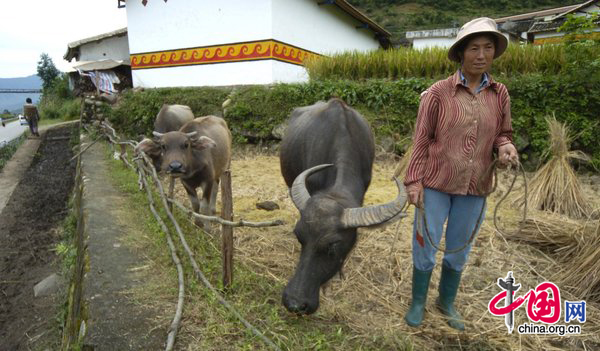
[279,98,407,315]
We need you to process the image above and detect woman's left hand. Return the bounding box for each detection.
[498,143,518,166]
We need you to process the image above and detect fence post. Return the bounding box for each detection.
[220,170,234,288]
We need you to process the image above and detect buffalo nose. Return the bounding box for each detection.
[282,293,311,315]
[168,161,183,173]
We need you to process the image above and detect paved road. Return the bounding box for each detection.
[0,119,28,147]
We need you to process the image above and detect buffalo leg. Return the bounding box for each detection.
[209,179,220,215]
[199,182,213,230]
[183,183,203,227]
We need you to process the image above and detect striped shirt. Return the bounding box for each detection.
[404,70,513,196]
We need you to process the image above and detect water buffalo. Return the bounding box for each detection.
[279,98,407,315]
[138,116,232,228]
[137,104,196,198]
[154,104,194,133]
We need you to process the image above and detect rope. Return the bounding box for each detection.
[417,159,528,253]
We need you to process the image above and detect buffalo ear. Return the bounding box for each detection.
[135,138,161,158]
[191,135,216,150]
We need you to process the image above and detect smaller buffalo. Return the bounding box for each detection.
[137,116,232,228]
[154,104,194,133]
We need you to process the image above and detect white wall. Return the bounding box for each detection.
[126,0,272,55]
[272,60,309,83]
[412,32,510,50]
[132,60,274,88]
[412,38,456,49]
[272,0,379,55]
[126,0,383,87]
[79,36,130,62]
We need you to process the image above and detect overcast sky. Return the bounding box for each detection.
[0,0,127,78]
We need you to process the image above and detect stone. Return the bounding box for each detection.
[34,273,63,297]
[256,201,280,211]
[271,122,288,140]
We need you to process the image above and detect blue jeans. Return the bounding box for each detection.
[412,188,486,272]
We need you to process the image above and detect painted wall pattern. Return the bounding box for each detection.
[131,39,320,69]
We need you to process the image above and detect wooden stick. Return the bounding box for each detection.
[168,198,284,228]
[139,153,281,351]
[137,162,185,351]
[221,170,234,288]
[69,137,101,162]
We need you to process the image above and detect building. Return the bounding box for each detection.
[63,28,132,95]
[527,0,599,44]
[120,0,390,88]
[405,1,599,49]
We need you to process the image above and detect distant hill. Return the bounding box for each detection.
[0,75,42,113]
[347,0,582,46]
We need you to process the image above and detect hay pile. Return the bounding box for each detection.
[516,115,592,219]
[168,147,600,350]
[507,213,590,257]
[554,220,600,301]
[504,210,600,300]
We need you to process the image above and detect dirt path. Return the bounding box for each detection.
[80,140,166,350]
[0,124,166,350]
[0,124,77,350]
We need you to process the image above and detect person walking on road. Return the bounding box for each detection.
[402,17,519,331]
[23,97,40,137]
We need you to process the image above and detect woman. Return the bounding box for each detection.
[403,17,518,330]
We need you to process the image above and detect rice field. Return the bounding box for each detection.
[304,44,572,80]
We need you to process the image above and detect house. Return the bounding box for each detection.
[405,28,460,50]
[527,0,599,44]
[64,28,132,95]
[405,1,599,49]
[119,0,390,88]
[494,3,582,43]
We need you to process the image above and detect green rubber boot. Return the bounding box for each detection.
[405,267,433,327]
[437,264,465,331]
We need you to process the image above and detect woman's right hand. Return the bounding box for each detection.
[407,187,424,208]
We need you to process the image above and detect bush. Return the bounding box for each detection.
[39,74,79,120]
[108,87,229,137]
[105,72,599,170]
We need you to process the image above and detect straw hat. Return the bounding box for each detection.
[448,17,508,63]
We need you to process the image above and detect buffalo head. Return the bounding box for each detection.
[282,164,407,315]
[136,131,216,177]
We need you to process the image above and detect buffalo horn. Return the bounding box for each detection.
[290,164,334,211]
[185,131,198,138]
[152,131,164,137]
[341,178,407,228]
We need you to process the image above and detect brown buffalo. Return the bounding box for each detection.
[137,116,232,228]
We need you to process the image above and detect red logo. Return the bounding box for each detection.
[489,281,561,324]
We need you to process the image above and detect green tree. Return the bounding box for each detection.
[558,12,600,81]
[36,53,61,90]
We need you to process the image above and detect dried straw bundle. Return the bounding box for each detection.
[517,115,592,219]
[507,214,588,259]
[554,222,600,301]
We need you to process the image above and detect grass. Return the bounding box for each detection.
[0,133,26,171]
[104,143,416,351]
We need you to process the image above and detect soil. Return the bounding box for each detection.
[0,124,77,350]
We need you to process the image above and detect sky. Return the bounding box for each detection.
[0,0,127,78]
